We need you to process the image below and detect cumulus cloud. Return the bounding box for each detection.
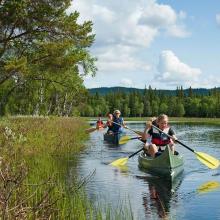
[120,78,134,87]
[138,2,189,37]
[157,50,201,86]
[138,3,177,27]
[67,0,190,85]
[95,45,151,73]
[69,1,189,46]
[216,13,220,26]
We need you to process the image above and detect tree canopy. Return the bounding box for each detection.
[0,0,97,115]
[80,87,220,118]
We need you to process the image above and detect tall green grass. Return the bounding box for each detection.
[0,116,133,219]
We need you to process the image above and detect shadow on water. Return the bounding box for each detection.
[135,174,183,219]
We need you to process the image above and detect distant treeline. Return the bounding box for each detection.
[79,86,220,118]
[88,86,219,96]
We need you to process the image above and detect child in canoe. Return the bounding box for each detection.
[96,114,104,129]
[142,114,177,157]
[103,112,114,134]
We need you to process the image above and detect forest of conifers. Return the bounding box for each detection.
[81,86,220,118]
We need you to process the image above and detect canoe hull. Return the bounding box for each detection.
[104,133,122,145]
[138,146,184,181]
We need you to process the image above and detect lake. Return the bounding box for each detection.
[74,123,220,219]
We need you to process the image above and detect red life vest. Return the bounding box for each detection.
[151,127,171,146]
[97,120,104,128]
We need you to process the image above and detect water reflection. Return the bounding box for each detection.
[136,175,183,219]
[197,180,220,194]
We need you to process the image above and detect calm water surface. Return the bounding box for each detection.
[74,123,220,219]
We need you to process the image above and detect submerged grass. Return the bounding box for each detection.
[0,116,133,219]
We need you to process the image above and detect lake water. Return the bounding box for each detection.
[75,123,220,219]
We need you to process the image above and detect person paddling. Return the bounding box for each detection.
[103,112,114,134]
[112,110,126,134]
[96,114,104,129]
[142,114,177,158]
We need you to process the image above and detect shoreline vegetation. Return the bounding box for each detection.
[0,116,133,219]
[0,116,89,219]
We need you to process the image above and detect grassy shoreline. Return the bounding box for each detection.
[0,116,89,218]
[0,116,133,219]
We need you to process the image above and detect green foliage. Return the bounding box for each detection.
[0,116,134,218]
[83,87,220,118]
[0,0,96,116]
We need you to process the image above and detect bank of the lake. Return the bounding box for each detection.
[0,116,108,219]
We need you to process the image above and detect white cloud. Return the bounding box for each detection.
[216,13,220,26]
[67,0,190,87]
[95,45,151,73]
[179,11,187,20]
[167,24,190,38]
[120,78,134,87]
[68,0,190,47]
[93,5,116,23]
[157,50,201,86]
[138,3,177,27]
[191,75,220,88]
[138,2,189,37]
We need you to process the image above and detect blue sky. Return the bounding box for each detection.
[68,0,220,89]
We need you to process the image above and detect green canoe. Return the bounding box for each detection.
[138,146,184,181]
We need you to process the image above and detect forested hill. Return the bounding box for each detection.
[88,86,220,96]
[84,86,220,118]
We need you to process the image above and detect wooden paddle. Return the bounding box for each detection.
[119,135,142,145]
[151,124,220,169]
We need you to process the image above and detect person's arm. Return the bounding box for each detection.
[142,124,152,141]
[121,118,127,128]
[169,128,177,142]
[103,122,108,128]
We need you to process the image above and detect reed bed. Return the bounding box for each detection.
[0,116,133,219]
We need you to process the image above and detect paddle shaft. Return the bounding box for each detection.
[127,138,147,158]
[152,124,195,153]
[128,148,144,158]
[112,121,143,135]
[130,137,142,140]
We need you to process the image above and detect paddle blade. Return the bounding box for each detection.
[110,157,128,166]
[195,151,220,169]
[119,136,131,145]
